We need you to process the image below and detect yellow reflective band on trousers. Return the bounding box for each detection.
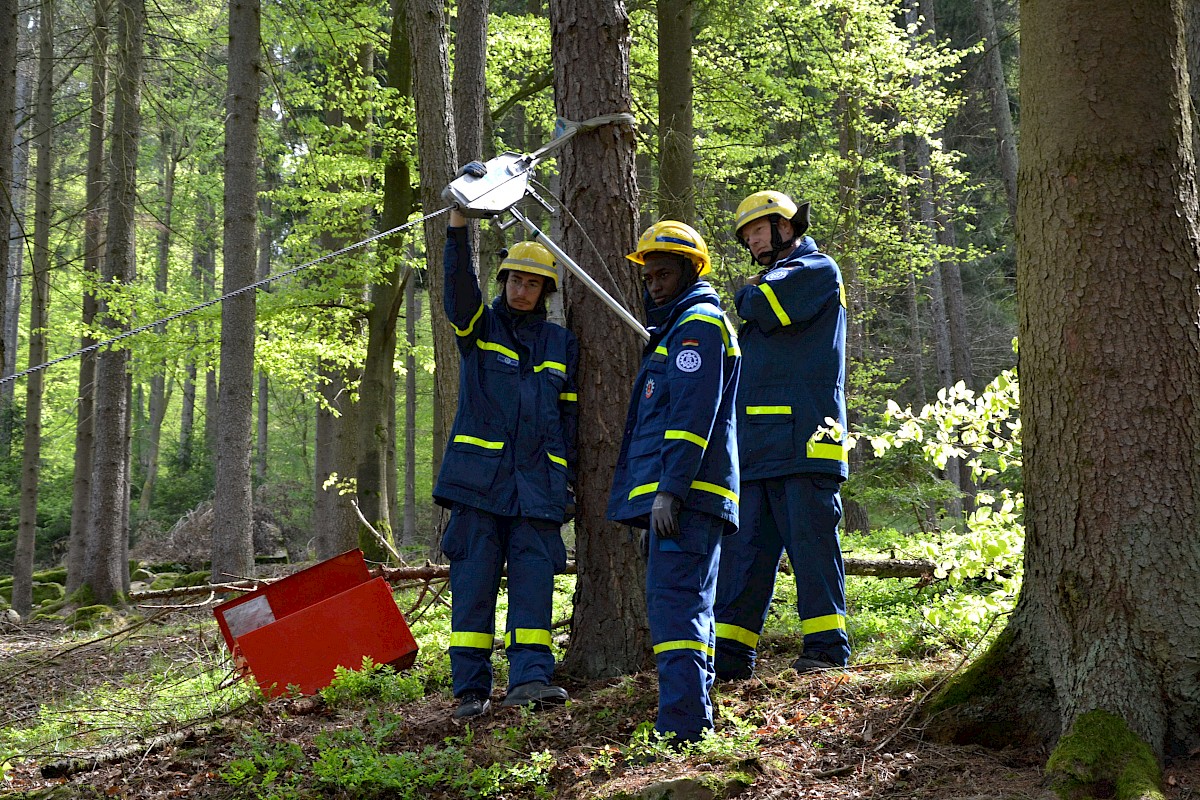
[559,392,577,402]
[450,631,494,649]
[806,440,848,462]
[629,480,738,504]
[801,614,847,636]
[547,452,568,468]
[759,283,792,327]
[664,429,708,450]
[477,340,520,361]
[679,312,741,356]
[504,628,552,648]
[652,639,715,657]
[534,360,566,374]
[454,435,504,450]
[452,302,485,337]
[746,405,792,415]
[715,623,759,648]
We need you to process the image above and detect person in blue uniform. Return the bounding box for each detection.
[435,176,579,720]
[713,190,851,680]
[607,220,740,744]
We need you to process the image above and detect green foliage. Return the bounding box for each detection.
[318,657,425,707]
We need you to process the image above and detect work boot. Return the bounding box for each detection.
[714,656,754,682]
[791,652,845,674]
[500,680,569,708]
[452,692,491,720]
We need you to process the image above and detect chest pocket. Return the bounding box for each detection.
[478,341,520,375]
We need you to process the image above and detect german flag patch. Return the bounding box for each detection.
[682,338,700,347]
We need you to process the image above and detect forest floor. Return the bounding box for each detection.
[3,609,1200,799]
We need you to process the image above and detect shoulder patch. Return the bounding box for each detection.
[764,267,790,282]
[675,350,702,373]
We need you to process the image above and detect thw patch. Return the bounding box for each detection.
[644,377,656,399]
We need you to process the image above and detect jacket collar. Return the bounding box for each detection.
[644,280,720,341]
[491,293,546,328]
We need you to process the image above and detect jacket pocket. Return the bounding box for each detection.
[742,405,796,465]
[440,433,505,495]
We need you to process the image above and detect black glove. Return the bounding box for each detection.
[650,492,681,539]
[638,529,650,559]
[563,486,576,524]
[457,160,487,178]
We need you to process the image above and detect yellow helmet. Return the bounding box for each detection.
[498,240,558,292]
[734,190,810,239]
[625,220,711,277]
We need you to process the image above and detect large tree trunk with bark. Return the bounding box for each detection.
[406,0,458,528]
[549,0,649,678]
[929,0,1200,787]
[13,0,53,618]
[66,0,107,597]
[211,0,260,584]
[656,0,694,224]
[85,0,144,604]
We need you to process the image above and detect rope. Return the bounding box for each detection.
[0,206,452,388]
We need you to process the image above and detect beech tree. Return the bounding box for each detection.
[929,0,1200,791]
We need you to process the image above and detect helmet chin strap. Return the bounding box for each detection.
[748,218,797,267]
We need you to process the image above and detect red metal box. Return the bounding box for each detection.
[213,549,418,696]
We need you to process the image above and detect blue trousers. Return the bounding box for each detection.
[713,475,848,675]
[647,508,723,743]
[442,505,567,698]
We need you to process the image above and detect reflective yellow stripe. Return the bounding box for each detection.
[630,482,659,500]
[559,392,577,402]
[839,282,847,309]
[806,440,848,462]
[680,312,740,356]
[450,631,494,649]
[477,340,519,361]
[628,480,737,504]
[652,639,715,657]
[746,405,792,415]
[759,283,792,327]
[547,453,567,468]
[454,435,504,450]
[664,429,708,449]
[534,360,566,374]
[655,345,668,356]
[452,302,485,337]
[801,614,847,636]
[504,628,552,648]
[715,623,760,648]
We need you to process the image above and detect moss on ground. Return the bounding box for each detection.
[1046,710,1163,800]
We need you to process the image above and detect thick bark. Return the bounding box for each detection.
[934,0,1200,765]
[656,0,694,224]
[66,0,107,597]
[13,0,53,617]
[406,0,458,514]
[972,0,1018,224]
[548,0,648,678]
[86,0,144,604]
[211,0,260,584]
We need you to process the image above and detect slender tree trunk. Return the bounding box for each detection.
[255,160,274,486]
[451,0,487,263]
[0,0,16,393]
[402,275,418,546]
[85,0,144,605]
[548,0,648,678]
[656,0,694,224]
[66,0,107,597]
[180,192,215,470]
[211,0,260,583]
[314,364,359,558]
[895,144,927,407]
[406,0,458,521]
[935,0,1200,773]
[13,0,53,617]
[972,0,1018,223]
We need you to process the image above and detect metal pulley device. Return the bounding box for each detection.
[442,114,650,341]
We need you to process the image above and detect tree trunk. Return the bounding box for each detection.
[406,0,458,519]
[931,0,1200,775]
[451,0,487,264]
[180,192,215,470]
[66,0,107,598]
[656,0,694,224]
[971,0,1018,224]
[548,0,648,678]
[85,0,144,605]
[211,0,260,584]
[137,130,177,516]
[12,0,53,618]
[0,0,16,393]
[895,144,927,407]
[314,363,359,558]
[402,274,418,546]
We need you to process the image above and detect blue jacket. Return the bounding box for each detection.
[607,281,741,532]
[433,227,580,522]
[734,236,848,481]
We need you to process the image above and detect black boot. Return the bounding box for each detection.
[791,652,845,674]
[500,681,569,708]
[453,692,491,719]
